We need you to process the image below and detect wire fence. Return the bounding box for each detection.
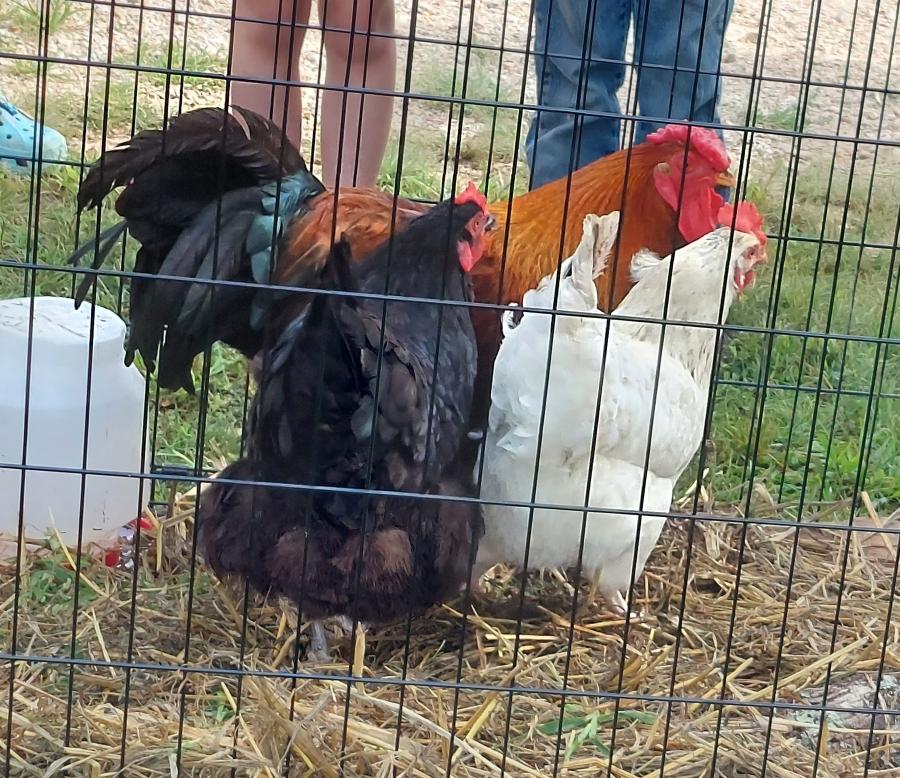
[1,0,899,775]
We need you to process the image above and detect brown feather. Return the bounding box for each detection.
[274,188,428,285]
[474,140,686,313]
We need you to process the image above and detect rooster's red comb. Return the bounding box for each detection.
[646,124,730,171]
[454,181,489,213]
[717,201,767,247]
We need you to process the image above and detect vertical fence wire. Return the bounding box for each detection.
[0,0,899,775]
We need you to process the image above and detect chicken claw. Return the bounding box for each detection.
[335,615,355,635]
[608,590,644,622]
[466,559,495,602]
[307,620,331,662]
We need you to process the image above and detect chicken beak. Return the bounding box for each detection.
[484,214,497,232]
[716,170,737,189]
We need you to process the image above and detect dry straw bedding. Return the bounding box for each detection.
[1,483,898,777]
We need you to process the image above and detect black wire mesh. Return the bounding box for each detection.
[1,0,899,775]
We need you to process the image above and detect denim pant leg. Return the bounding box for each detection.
[526,0,631,189]
[631,0,734,143]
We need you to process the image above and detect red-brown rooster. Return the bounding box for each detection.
[69,107,734,433]
[197,187,491,659]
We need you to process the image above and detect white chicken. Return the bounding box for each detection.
[475,202,768,614]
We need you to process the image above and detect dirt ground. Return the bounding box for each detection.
[1,0,897,167]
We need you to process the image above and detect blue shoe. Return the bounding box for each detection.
[0,97,68,174]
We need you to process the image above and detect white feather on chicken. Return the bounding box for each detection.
[476,211,766,614]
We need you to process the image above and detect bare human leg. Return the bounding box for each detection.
[318,0,396,187]
[230,0,311,150]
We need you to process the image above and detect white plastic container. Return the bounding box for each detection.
[0,296,148,551]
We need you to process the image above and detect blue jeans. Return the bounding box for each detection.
[525,0,734,189]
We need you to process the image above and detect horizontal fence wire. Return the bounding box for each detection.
[1,0,899,776]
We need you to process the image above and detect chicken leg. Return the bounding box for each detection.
[582,569,644,621]
[307,620,331,662]
[603,588,644,621]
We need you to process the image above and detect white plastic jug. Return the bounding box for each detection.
[0,296,148,551]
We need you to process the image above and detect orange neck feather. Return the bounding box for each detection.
[475,142,685,311]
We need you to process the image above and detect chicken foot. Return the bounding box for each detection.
[585,573,644,621]
[608,590,643,620]
[305,616,369,665]
[279,601,331,662]
[307,620,331,662]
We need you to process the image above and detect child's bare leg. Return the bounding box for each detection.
[318,0,396,187]
[231,0,311,149]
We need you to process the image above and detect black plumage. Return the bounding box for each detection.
[70,106,325,391]
[197,194,491,627]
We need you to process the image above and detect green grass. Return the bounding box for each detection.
[120,41,227,99]
[536,707,656,759]
[3,63,166,141]
[202,688,237,724]
[412,45,519,116]
[407,46,530,201]
[2,43,225,148]
[128,42,227,92]
[376,124,529,205]
[1,0,75,38]
[61,76,163,136]
[756,103,801,132]
[377,132,447,201]
[710,163,900,515]
[19,537,99,615]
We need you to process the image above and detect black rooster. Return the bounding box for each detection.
[70,107,326,392]
[197,185,494,658]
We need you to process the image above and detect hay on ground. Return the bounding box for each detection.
[1,485,898,777]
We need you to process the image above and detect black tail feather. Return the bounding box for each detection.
[68,106,325,391]
[70,220,129,307]
[77,106,304,211]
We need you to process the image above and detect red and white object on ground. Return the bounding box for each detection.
[103,515,155,570]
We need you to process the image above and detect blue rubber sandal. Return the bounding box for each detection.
[0,97,68,174]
